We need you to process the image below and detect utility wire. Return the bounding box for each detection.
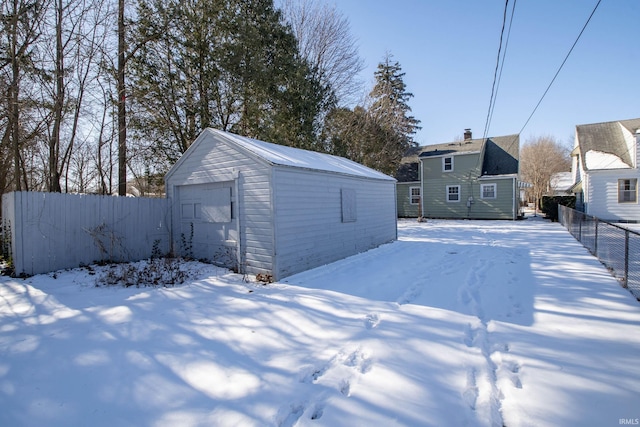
[482,0,511,141]
[485,0,517,139]
[499,0,602,165]
[515,0,602,137]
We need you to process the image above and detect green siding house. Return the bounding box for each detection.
[396,129,521,220]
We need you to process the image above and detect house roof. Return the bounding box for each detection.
[550,171,573,194]
[209,128,395,181]
[575,118,640,170]
[394,134,520,183]
[418,138,485,158]
[480,134,520,175]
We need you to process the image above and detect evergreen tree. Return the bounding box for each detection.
[369,53,421,147]
[322,53,420,176]
[127,0,328,170]
[321,106,404,176]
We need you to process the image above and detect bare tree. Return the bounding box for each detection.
[520,136,571,214]
[35,0,113,193]
[117,0,126,195]
[2,0,48,191]
[280,0,364,107]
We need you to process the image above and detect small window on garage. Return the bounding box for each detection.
[181,203,194,219]
[341,188,357,222]
[202,187,232,223]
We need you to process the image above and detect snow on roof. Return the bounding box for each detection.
[211,128,394,181]
[585,149,630,170]
[551,171,573,191]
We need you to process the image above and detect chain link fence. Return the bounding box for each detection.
[559,205,640,300]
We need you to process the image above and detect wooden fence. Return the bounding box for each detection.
[1,192,170,276]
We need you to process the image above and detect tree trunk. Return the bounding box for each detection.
[49,0,64,193]
[9,0,22,191]
[117,0,127,196]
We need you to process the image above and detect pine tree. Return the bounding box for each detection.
[127,0,328,170]
[322,53,420,176]
[369,53,421,147]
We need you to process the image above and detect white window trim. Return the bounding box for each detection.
[481,183,497,199]
[618,178,638,203]
[409,186,421,205]
[446,185,460,202]
[442,156,454,172]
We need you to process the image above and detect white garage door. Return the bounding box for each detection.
[178,182,238,270]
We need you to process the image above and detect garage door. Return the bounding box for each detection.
[178,182,238,270]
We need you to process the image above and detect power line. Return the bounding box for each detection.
[486,0,517,139]
[515,0,602,137]
[496,0,602,166]
[482,0,511,142]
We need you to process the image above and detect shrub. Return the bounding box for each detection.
[96,257,194,288]
[540,195,576,221]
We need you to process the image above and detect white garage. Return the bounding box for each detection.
[165,128,397,281]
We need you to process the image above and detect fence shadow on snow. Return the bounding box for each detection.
[558,205,640,301]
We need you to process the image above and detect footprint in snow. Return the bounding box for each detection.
[364,313,380,329]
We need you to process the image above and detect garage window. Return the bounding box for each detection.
[341,188,357,222]
[202,187,232,222]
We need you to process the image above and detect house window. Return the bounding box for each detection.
[618,179,637,203]
[481,183,497,199]
[443,157,453,172]
[447,185,460,202]
[410,186,421,205]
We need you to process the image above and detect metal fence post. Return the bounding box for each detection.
[578,212,582,242]
[624,229,629,288]
[594,217,599,257]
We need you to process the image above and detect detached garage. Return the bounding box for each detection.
[165,128,397,281]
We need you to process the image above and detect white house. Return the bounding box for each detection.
[165,128,397,281]
[571,118,640,221]
[549,171,573,195]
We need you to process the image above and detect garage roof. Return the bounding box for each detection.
[210,128,395,181]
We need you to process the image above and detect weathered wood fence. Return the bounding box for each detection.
[1,192,170,276]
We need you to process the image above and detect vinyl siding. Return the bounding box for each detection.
[272,168,397,278]
[422,153,479,219]
[396,182,421,217]
[473,178,516,219]
[585,169,640,221]
[166,133,275,276]
[421,153,515,219]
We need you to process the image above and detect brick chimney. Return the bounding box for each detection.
[464,128,472,140]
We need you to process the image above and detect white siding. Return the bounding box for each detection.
[585,169,640,220]
[272,168,397,278]
[166,132,276,276]
[166,129,397,280]
[620,122,638,168]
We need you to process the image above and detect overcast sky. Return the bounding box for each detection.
[334,0,639,147]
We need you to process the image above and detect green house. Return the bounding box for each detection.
[396,129,521,220]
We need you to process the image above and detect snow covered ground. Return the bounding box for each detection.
[1,218,639,427]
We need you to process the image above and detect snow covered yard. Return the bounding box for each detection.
[1,218,639,427]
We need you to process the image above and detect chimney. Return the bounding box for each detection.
[464,128,472,140]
